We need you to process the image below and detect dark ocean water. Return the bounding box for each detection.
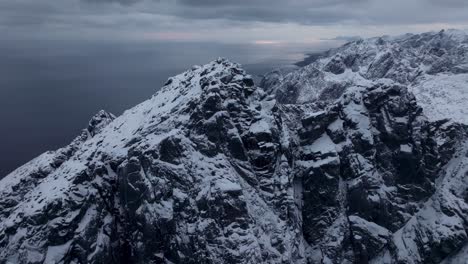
[0,39,336,177]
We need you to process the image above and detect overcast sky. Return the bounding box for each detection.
[2,0,468,45]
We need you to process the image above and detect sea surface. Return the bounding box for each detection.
[0,39,338,177]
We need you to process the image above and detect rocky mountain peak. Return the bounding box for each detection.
[1,32,468,264]
[87,110,115,137]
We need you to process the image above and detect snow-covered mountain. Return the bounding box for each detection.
[262,29,468,124]
[1,30,468,264]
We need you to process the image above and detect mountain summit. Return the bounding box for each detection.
[1,31,468,263]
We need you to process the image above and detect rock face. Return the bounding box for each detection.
[1,31,468,264]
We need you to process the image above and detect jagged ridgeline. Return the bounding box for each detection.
[1,30,468,264]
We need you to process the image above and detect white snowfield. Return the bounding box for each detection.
[411,73,468,124]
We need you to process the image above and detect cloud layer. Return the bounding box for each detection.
[79,0,468,25]
[1,0,468,44]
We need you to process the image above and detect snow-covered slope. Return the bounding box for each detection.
[1,31,468,264]
[263,29,468,124]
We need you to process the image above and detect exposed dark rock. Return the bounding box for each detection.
[324,55,347,74]
[2,31,468,264]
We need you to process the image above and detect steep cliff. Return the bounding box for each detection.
[1,30,468,263]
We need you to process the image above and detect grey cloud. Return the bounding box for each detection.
[426,0,467,7]
[0,1,60,26]
[2,0,468,43]
[81,0,141,5]
[176,0,364,8]
[77,0,369,25]
[167,6,355,25]
[78,0,468,26]
[171,0,468,25]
